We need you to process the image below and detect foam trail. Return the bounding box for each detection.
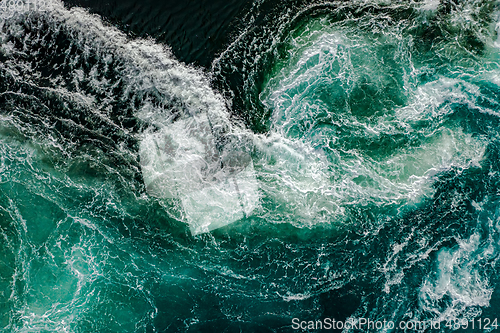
[258,15,487,227]
[419,233,494,321]
[0,0,489,232]
[1,0,500,331]
[0,2,262,330]
[139,113,260,235]
[1,0,261,235]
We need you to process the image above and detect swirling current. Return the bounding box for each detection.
[1,0,500,332]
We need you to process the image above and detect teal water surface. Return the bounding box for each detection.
[2,0,500,332]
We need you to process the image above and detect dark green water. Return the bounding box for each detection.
[1,0,500,332]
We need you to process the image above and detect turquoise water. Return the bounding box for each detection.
[1,0,500,332]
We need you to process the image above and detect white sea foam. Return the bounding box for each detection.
[0,0,499,331]
[0,0,259,330]
[1,0,491,232]
[260,18,487,226]
[419,233,494,321]
[2,0,264,234]
[423,0,440,11]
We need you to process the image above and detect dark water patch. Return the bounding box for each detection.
[62,0,252,67]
